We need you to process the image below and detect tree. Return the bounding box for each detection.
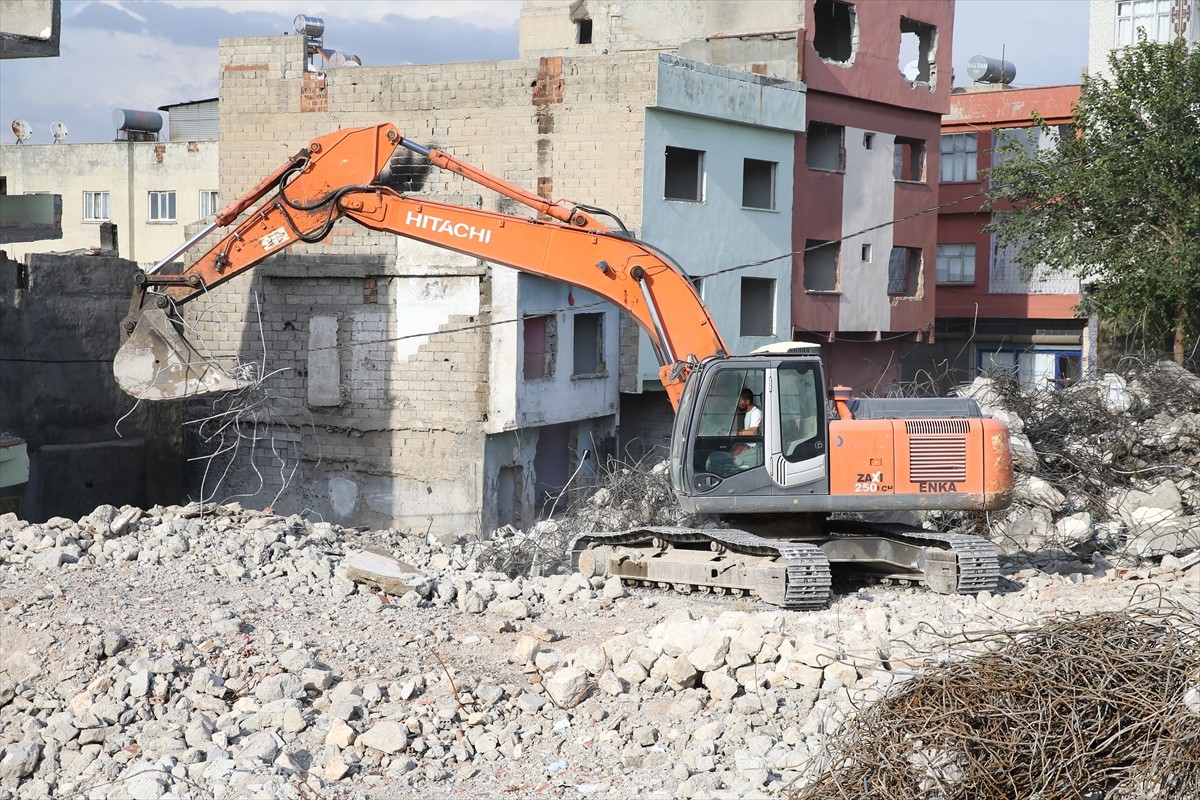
[985,36,1200,365]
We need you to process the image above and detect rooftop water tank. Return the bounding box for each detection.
[966,55,1017,84]
[112,109,163,133]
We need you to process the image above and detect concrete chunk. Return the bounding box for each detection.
[344,548,428,596]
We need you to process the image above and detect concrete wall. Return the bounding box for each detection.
[519,0,804,59]
[0,140,218,266]
[0,252,181,522]
[0,0,60,59]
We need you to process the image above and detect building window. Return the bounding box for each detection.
[664,146,704,202]
[83,191,110,222]
[863,132,875,150]
[861,243,872,262]
[893,137,926,182]
[936,244,976,284]
[199,190,219,218]
[742,159,777,210]
[813,0,856,62]
[740,278,775,336]
[148,190,176,222]
[940,133,978,182]
[888,247,922,296]
[1116,0,1175,44]
[898,17,936,85]
[576,18,593,44]
[523,315,555,380]
[804,241,840,292]
[572,313,604,376]
[691,276,704,298]
[806,122,845,172]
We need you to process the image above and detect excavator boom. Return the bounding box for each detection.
[115,124,725,406]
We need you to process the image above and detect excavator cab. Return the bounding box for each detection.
[671,345,831,516]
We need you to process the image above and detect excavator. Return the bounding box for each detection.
[113,123,1013,609]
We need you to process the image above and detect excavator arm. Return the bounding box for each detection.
[115,123,726,407]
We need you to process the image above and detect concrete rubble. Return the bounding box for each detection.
[2,362,1198,798]
[1,499,1197,799]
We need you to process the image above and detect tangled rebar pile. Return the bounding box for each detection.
[790,598,1200,800]
[471,454,706,577]
[990,357,1200,517]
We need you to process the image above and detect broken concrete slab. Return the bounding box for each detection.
[343,547,429,597]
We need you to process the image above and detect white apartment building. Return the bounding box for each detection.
[1089,0,1198,77]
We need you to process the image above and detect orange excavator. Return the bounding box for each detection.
[114,123,1013,609]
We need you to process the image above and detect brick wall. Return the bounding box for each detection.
[193,36,661,534]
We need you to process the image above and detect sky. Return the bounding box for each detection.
[0,0,1090,145]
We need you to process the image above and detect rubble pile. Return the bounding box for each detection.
[955,359,1200,561]
[474,458,700,579]
[2,502,1198,799]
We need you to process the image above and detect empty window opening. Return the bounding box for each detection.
[893,137,926,182]
[899,17,935,85]
[806,122,845,172]
[199,189,219,218]
[576,18,593,44]
[572,312,604,376]
[939,133,978,182]
[496,465,525,530]
[83,191,110,222]
[742,158,777,210]
[740,278,776,337]
[148,190,176,222]
[861,243,872,262]
[977,346,1082,390]
[888,247,922,297]
[804,241,840,293]
[523,314,556,380]
[691,276,704,298]
[664,146,704,202]
[863,132,875,150]
[937,244,976,284]
[814,0,856,63]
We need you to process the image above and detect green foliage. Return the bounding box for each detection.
[985,36,1200,360]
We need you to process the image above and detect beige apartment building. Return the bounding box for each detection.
[0,101,219,267]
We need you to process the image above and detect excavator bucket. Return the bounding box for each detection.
[114,306,252,400]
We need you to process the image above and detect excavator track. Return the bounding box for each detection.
[572,522,998,609]
[571,527,832,610]
[822,520,1000,594]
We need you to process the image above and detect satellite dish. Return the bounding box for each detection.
[12,119,31,143]
[51,121,68,142]
[902,60,920,81]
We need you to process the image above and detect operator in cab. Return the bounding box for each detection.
[737,388,762,436]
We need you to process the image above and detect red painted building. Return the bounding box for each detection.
[922,83,1087,389]
[792,0,956,394]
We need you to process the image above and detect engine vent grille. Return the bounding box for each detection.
[906,420,971,435]
[909,435,968,481]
